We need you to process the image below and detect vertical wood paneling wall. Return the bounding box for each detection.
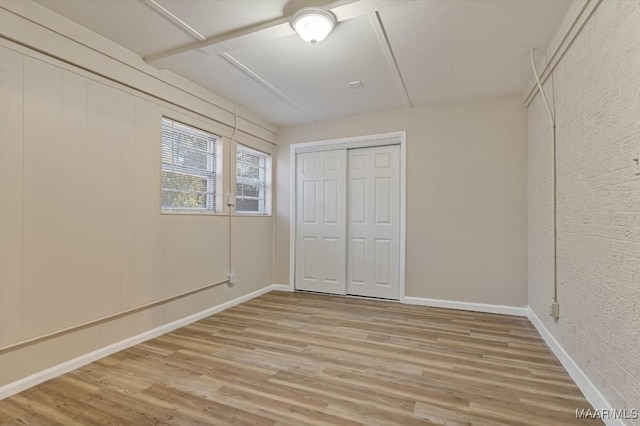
[0,39,274,387]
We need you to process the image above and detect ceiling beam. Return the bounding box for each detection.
[369,11,412,108]
[144,15,294,68]
[144,0,412,69]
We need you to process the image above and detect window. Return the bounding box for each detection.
[236,144,271,214]
[161,117,219,212]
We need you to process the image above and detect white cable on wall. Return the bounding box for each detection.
[530,49,559,312]
[228,104,238,279]
[530,50,556,125]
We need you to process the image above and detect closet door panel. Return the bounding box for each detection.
[347,145,400,299]
[295,150,347,294]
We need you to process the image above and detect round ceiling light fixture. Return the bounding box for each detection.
[291,8,336,45]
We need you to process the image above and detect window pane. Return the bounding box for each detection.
[236,198,260,212]
[241,164,260,180]
[235,182,259,197]
[162,118,218,211]
[162,171,207,192]
[241,152,260,166]
[173,146,209,170]
[172,123,209,151]
[236,144,270,214]
[161,142,173,164]
[162,191,206,209]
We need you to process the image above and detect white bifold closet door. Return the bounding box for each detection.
[347,145,400,299]
[294,145,400,299]
[295,150,347,294]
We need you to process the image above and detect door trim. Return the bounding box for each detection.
[289,131,406,302]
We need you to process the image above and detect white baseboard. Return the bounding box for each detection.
[270,283,293,292]
[0,284,280,401]
[527,308,623,426]
[404,296,528,317]
[3,286,621,426]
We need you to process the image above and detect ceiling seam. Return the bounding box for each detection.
[368,11,412,109]
[220,52,315,122]
[141,0,207,42]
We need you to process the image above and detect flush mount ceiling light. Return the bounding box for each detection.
[291,8,336,45]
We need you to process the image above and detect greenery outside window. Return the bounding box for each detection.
[161,118,219,212]
[236,144,271,214]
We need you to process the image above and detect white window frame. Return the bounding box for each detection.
[161,117,222,214]
[235,144,272,216]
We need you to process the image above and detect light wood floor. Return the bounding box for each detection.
[0,291,601,425]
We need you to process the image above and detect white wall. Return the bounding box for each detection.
[0,10,274,387]
[275,95,528,308]
[528,0,640,420]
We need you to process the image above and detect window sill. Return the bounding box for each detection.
[161,210,221,216]
[234,212,271,217]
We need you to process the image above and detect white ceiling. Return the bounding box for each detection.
[33,0,571,126]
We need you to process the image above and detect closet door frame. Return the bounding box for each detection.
[289,131,406,302]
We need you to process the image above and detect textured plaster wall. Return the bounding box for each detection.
[528,0,640,419]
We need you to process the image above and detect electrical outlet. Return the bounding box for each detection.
[227,272,237,286]
[550,301,560,319]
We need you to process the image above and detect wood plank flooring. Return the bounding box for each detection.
[0,291,601,425]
